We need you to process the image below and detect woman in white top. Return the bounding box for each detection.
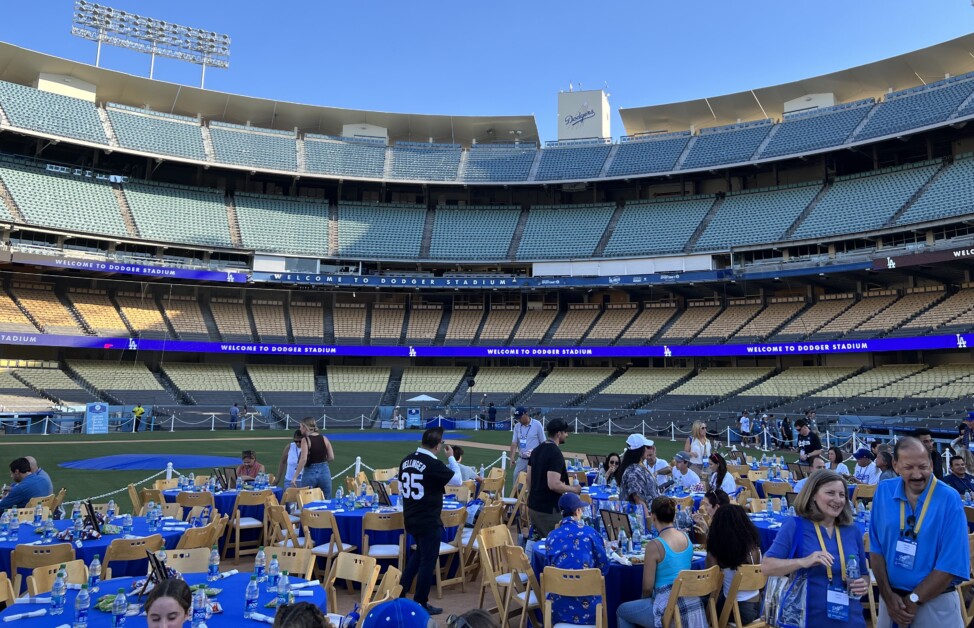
[708,452,739,496]
[826,446,850,476]
[685,420,713,478]
[276,429,304,486]
[706,504,763,625]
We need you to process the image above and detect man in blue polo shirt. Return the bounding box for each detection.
[869,437,969,627]
[0,457,51,513]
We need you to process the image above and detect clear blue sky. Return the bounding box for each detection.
[1,1,972,142]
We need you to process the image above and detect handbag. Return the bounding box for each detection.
[762,516,808,628]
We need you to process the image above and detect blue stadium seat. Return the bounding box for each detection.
[107,104,206,162]
[388,143,461,181]
[124,181,232,247]
[517,204,613,259]
[235,193,329,256]
[429,206,520,259]
[336,202,426,258]
[760,100,873,158]
[895,156,974,226]
[535,142,611,181]
[855,76,974,141]
[604,197,713,257]
[0,80,107,146]
[304,135,386,179]
[209,122,297,171]
[607,133,691,177]
[462,144,536,182]
[695,184,821,251]
[681,120,772,170]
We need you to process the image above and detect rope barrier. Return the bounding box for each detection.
[65,468,169,509]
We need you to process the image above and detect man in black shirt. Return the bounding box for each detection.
[397,426,462,615]
[527,418,581,538]
[794,418,822,464]
[912,427,945,479]
[944,455,974,495]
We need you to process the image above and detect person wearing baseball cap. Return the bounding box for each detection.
[851,448,880,485]
[619,434,660,518]
[510,406,544,481]
[361,598,433,628]
[527,418,579,538]
[794,418,823,463]
[672,451,701,490]
[544,492,609,626]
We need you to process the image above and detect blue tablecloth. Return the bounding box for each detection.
[0,518,184,592]
[749,512,867,553]
[753,480,856,500]
[530,540,706,628]
[162,487,283,518]
[0,572,325,626]
[303,498,463,551]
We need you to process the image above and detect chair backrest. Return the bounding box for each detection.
[663,566,721,628]
[15,506,50,522]
[164,548,210,573]
[25,494,55,509]
[717,564,765,628]
[275,547,314,580]
[762,481,791,497]
[444,485,471,503]
[573,471,589,486]
[297,488,324,507]
[784,492,799,508]
[501,545,542,613]
[193,475,210,487]
[787,463,806,480]
[747,469,769,481]
[175,491,216,511]
[10,543,76,594]
[175,524,218,550]
[27,559,88,596]
[599,509,631,542]
[140,489,165,510]
[478,477,505,500]
[440,507,468,546]
[586,454,600,468]
[267,504,302,548]
[748,498,768,513]
[852,483,877,502]
[541,567,606,628]
[127,484,142,514]
[326,552,379,613]
[52,488,67,511]
[364,565,402,615]
[154,478,178,490]
[488,467,506,481]
[373,468,397,482]
[104,535,164,575]
[362,511,404,534]
[232,489,276,509]
[302,509,345,551]
[0,572,13,606]
[728,464,749,478]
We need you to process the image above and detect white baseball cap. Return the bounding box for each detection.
[626,434,654,449]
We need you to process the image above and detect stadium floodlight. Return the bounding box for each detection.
[71,0,230,88]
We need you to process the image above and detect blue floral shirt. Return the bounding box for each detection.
[545,517,610,625]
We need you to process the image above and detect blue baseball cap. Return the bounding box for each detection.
[515,406,528,416]
[362,599,431,628]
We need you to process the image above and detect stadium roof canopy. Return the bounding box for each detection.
[620,33,974,136]
[0,41,540,146]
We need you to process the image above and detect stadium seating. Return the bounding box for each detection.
[161,363,244,406]
[468,367,540,407]
[477,306,520,344]
[444,306,485,345]
[404,304,442,345]
[694,301,763,344]
[0,370,52,411]
[462,144,536,182]
[235,193,329,256]
[251,300,288,343]
[709,367,860,413]
[246,365,315,406]
[607,133,691,177]
[0,291,37,334]
[659,302,721,343]
[646,367,774,411]
[160,296,211,341]
[681,120,771,170]
[898,285,974,335]
[15,367,98,405]
[290,300,325,342]
[772,295,855,341]
[855,76,974,141]
[371,304,406,344]
[0,80,107,145]
[68,289,128,336]
[604,197,714,257]
[106,105,206,162]
[0,161,129,237]
[550,304,600,345]
[810,292,897,340]
[796,364,927,415]
[694,184,820,251]
[585,368,691,408]
[208,298,252,342]
[516,204,613,259]
[115,292,170,339]
[124,181,232,248]
[850,288,944,337]
[209,122,297,171]
[398,367,465,397]
[429,206,521,260]
[895,155,974,225]
[790,163,939,240]
[336,203,426,259]
[618,303,678,345]
[583,304,638,344]
[760,100,873,158]
[325,366,389,420]
[388,143,461,181]
[304,135,387,179]
[333,303,366,343]
[731,300,805,343]
[534,142,611,181]
[524,368,615,407]
[512,307,558,343]
[68,360,171,406]
[10,283,82,336]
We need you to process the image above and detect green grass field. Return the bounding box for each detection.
[0,429,790,511]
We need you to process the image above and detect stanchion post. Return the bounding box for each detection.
[671,422,675,442]
[210,414,215,432]
[322,414,327,431]
[641,420,646,437]
[763,428,768,451]
[166,462,173,480]
[285,415,290,431]
[42,416,48,436]
[608,418,612,437]
[501,451,507,472]
[354,456,362,479]
[825,430,831,450]
[249,414,255,431]
[360,415,365,431]
[574,417,578,434]
[726,427,731,448]
[132,415,137,434]
[169,413,175,433]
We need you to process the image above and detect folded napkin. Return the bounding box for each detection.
[292,590,314,598]
[249,612,275,624]
[291,580,320,590]
[53,625,70,628]
[769,522,783,529]
[608,551,632,566]
[24,541,43,546]
[3,609,47,622]
[692,551,708,560]
[13,596,50,605]
[328,509,344,514]
[65,584,82,591]
[218,570,239,579]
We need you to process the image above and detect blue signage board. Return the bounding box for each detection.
[85,402,109,434]
[12,252,247,283]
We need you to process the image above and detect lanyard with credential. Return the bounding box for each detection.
[814,523,847,583]
[899,476,938,538]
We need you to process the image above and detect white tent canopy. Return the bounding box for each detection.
[406,394,440,403]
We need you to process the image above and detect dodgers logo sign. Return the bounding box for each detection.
[565,101,596,128]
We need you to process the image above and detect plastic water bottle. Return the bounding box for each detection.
[266,554,280,592]
[147,506,158,533]
[276,570,291,608]
[34,503,44,525]
[0,510,9,541]
[106,499,116,520]
[188,472,196,488]
[73,516,84,542]
[335,487,344,502]
[191,587,207,628]
[244,575,259,619]
[122,513,133,537]
[254,546,267,582]
[51,566,67,615]
[207,544,220,581]
[44,518,56,542]
[632,520,642,549]
[88,555,101,592]
[112,588,127,627]
[618,528,629,554]
[846,554,861,595]
[73,583,90,627]
[857,501,866,521]
[72,503,82,521]
[236,476,243,491]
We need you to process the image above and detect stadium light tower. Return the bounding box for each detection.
[71,0,230,88]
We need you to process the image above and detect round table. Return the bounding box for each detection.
[749,512,867,553]
[753,480,856,500]
[0,518,184,593]
[0,572,325,626]
[530,539,706,628]
[302,498,464,548]
[162,487,284,518]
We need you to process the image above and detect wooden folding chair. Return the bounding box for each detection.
[851,483,877,504]
[139,489,165,513]
[175,492,216,520]
[476,524,519,615]
[298,488,324,507]
[541,566,606,628]
[599,509,631,542]
[362,511,405,572]
[175,524,218,550]
[717,564,766,628]
[165,548,210,573]
[267,504,304,548]
[748,498,768,514]
[222,489,275,563]
[276,547,314,580]
[15,506,50,522]
[373,468,398,482]
[430,507,467,598]
[91,503,121,517]
[103,534,163,579]
[488,467,506,481]
[27,560,88,596]
[461,502,503,580]
[10,543,75,594]
[762,481,791,499]
[302,509,357,583]
[787,463,806,480]
[0,572,13,608]
[478,477,505,501]
[662,566,721,628]
[784,492,799,508]
[324,552,379,614]
[51,488,67,512]
[502,545,542,628]
[364,566,402,616]
[127,484,143,516]
[154,478,178,490]
[445,485,471,503]
[194,475,210,487]
[25,494,55,510]
[747,469,769,481]
[160,503,183,518]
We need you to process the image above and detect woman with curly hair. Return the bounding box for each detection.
[705,504,763,624]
